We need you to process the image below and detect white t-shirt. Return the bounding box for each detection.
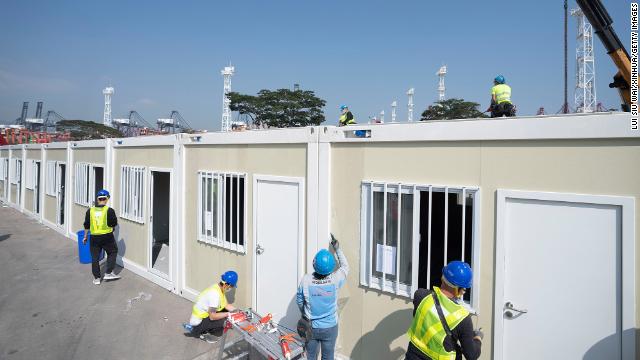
[189,288,221,326]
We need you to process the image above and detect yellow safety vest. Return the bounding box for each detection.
[89,206,113,235]
[491,84,512,104]
[339,112,356,126]
[192,284,228,319]
[407,287,470,360]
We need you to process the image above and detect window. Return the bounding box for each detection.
[46,161,57,196]
[74,162,102,207]
[0,158,7,182]
[197,171,246,253]
[120,166,145,223]
[25,159,36,190]
[361,182,478,303]
[10,159,21,184]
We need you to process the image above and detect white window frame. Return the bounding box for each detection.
[74,162,101,207]
[360,181,480,306]
[120,165,145,223]
[46,161,57,196]
[197,171,247,253]
[0,157,7,182]
[10,158,20,184]
[25,159,36,190]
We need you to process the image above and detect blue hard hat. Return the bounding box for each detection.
[494,75,505,84]
[339,104,348,110]
[313,249,336,275]
[442,261,473,289]
[221,270,238,287]
[96,189,110,198]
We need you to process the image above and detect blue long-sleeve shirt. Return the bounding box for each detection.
[296,248,349,329]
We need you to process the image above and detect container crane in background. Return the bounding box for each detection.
[157,110,193,134]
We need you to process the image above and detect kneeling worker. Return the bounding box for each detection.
[183,271,238,343]
[297,235,349,360]
[405,261,482,360]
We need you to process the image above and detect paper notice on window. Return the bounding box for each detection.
[376,244,397,275]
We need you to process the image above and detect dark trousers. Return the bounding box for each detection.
[90,233,118,279]
[192,310,228,336]
[490,102,515,118]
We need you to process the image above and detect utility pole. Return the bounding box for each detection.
[562,0,570,114]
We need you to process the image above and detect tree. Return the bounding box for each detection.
[228,89,326,128]
[420,98,487,121]
[56,120,123,140]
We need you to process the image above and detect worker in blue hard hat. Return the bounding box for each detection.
[296,234,349,360]
[338,104,356,126]
[405,261,482,360]
[486,75,516,118]
[182,270,238,343]
[82,189,120,285]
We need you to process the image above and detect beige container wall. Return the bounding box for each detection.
[24,189,35,213]
[43,149,67,224]
[331,139,640,360]
[113,146,173,268]
[0,150,7,199]
[71,148,106,235]
[183,144,307,309]
[9,149,23,205]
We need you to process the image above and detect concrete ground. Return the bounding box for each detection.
[0,206,231,360]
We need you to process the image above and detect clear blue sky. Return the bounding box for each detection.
[0,0,631,130]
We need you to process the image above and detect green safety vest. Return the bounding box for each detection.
[491,84,512,104]
[192,283,228,319]
[407,287,470,360]
[339,112,356,126]
[89,206,113,235]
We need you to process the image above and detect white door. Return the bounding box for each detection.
[495,191,630,360]
[254,176,304,330]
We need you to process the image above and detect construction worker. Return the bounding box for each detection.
[338,105,356,126]
[486,75,516,118]
[296,235,349,360]
[182,271,238,343]
[405,261,482,360]
[82,190,120,285]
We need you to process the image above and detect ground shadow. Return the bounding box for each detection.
[583,328,638,360]
[0,234,11,242]
[350,308,413,360]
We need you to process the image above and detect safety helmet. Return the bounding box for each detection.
[442,261,473,289]
[221,270,238,287]
[494,75,505,84]
[96,189,110,199]
[313,249,335,275]
[339,104,348,110]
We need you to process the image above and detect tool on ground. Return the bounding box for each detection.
[257,313,273,331]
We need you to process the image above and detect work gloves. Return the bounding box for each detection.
[473,328,484,340]
[330,233,339,250]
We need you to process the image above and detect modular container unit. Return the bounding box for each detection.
[23,145,44,217]
[42,143,70,233]
[0,148,9,200]
[8,146,24,208]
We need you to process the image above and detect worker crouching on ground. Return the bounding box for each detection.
[486,75,516,118]
[83,190,120,285]
[338,105,356,126]
[296,235,349,360]
[183,271,238,343]
[405,261,482,360]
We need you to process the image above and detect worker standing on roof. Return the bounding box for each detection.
[405,261,482,360]
[486,75,516,118]
[83,190,120,285]
[296,235,349,360]
[338,105,356,126]
[182,271,238,343]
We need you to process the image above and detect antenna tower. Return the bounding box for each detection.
[221,65,235,132]
[103,87,114,127]
[436,65,447,101]
[571,8,596,113]
[407,88,415,122]
[391,101,397,122]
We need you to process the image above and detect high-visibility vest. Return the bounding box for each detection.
[192,284,228,319]
[339,112,356,126]
[407,287,470,360]
[491,84,512,104]
[89,206,113,235]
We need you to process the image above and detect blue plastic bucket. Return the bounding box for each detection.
[77,230,104,264]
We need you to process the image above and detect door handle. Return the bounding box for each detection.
[256,245,265,255]
[504,301,528,318]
